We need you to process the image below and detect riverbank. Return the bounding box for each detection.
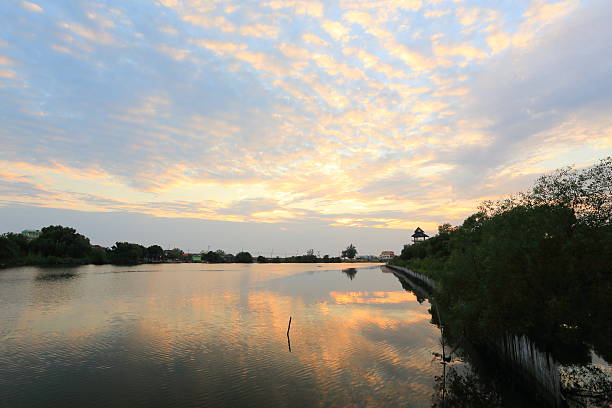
[387,263,611,407]
[1,258,382,269]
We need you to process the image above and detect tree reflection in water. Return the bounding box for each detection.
[35,271,78,281]
[432,364,502,408]
[386,267,504,408]
[341,268,357,280]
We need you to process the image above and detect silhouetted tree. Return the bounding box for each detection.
[31,225,91,259]
[235,251,253,263]
[0,233,29,263]
[109,242,146,265]
[342,244,357,259]
[165,248,183,261]
[146,245,164,261]
[202,250,223,263]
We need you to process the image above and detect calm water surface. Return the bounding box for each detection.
[1,263,448,407]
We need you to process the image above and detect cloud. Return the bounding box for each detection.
[339,0,423,13]
[278,43,311,59]
[0,69,17,79]
[432,43,488,60]
[58,22,116,45]
[264,0,324,18]
[343,47,406,79]
[0,0,608,249]
[240,24,280,39]
[486,0,578,53]
[321,20,351,43]
[182,14,236,33]
[0,56,15,65]
[21,1,43,13]
[159,44,190,60]
[424,9,450,18]
[443,0,612,190]
[301,33,329,47]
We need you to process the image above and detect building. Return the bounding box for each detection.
[412,227,429,243]
[21,229,41,240]
[379,251,395,261]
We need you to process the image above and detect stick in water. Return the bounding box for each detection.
[287,316,292,336]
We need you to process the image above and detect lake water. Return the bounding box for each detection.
[0,263,463,407]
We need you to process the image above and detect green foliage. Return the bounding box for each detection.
[432,366,502,408]
[1,226,100,266]
[256,255,267,263]
[480,156,612,227]
[0,233,28,264]
[395,158,612,361]
[89,247,109,265]
[31,226,91,259]
[235,251,253,263]
[146,245,164,261]
[109,242,146,265]
[0,225,169,267]
[342,244,357,259]
[202,250,223,263]
[165,248,184,261]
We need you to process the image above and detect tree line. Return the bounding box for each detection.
[0,227,360,267]
[391,157,611,363]
[0,227,169,266]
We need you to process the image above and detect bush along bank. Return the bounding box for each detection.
[390,157,612,406]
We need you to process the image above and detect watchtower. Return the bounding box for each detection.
[412,227,429,243]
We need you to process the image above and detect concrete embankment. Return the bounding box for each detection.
[384,264,437,289]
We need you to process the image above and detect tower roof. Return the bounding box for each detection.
[411,227,429,238]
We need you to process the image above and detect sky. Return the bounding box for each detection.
[1,0,611,255]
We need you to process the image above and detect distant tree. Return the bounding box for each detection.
[479,156,612,227]
[528,156,611,227]
[202,250,223,263]
[256,255,267,263]
[342,244,357,259]
[109,242,146,265]
[0,233,29,263]
[146,245,164,261]
[89,247,109,265]
[235,251,253,263]
[31,225,91,259]
[438,223,455,235]
[306,249,315,256]
[165,248,183,261]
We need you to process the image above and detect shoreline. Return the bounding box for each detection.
[1,260,385,268]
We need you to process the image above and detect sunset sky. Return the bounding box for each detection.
[1,0,611,254]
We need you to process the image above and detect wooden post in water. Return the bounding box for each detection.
[287,316,292,352]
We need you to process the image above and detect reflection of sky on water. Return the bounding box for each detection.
[0,263,441,408]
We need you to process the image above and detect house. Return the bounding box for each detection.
[412,227,429,243]
[379,251,395,261]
